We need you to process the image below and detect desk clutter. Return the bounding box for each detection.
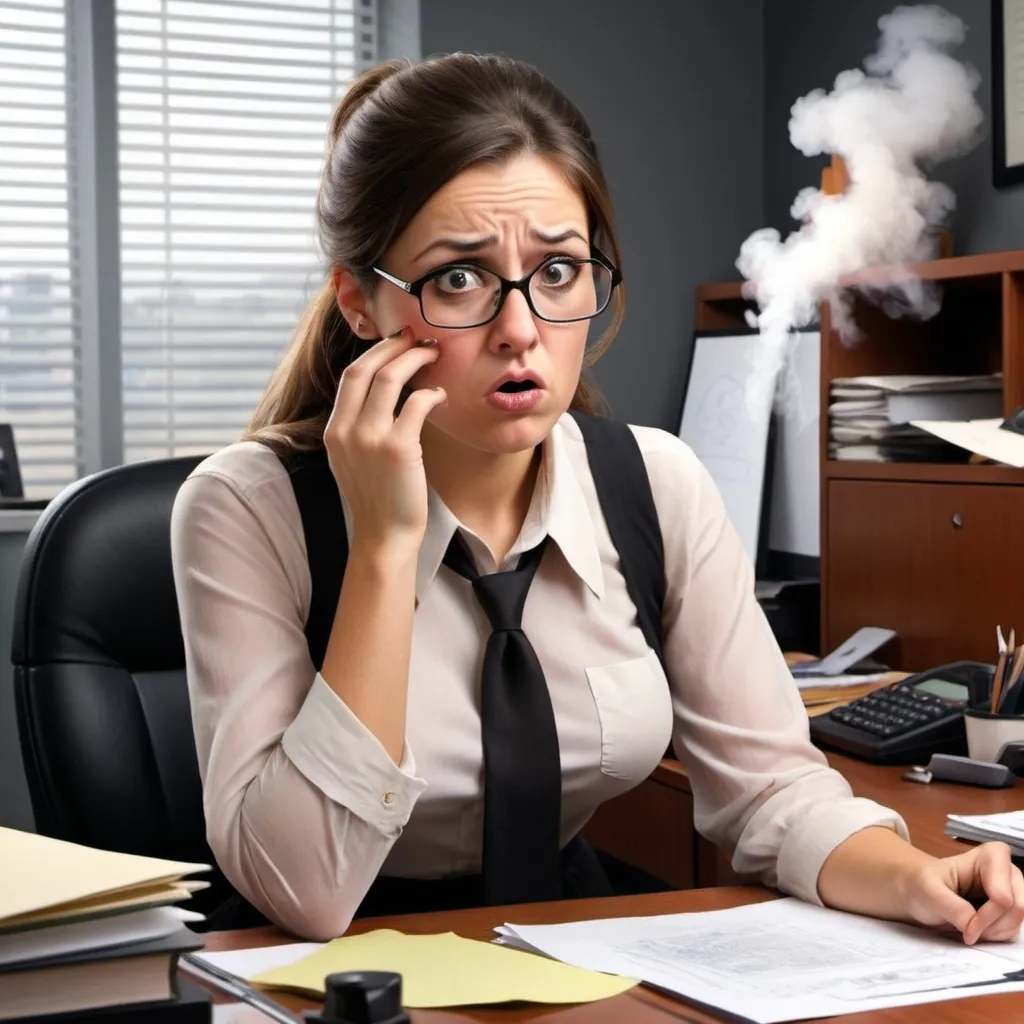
[828,373,1001,462]
[0,828,210,1023]
[197,898,1024,1024]
[194,929,635,1009]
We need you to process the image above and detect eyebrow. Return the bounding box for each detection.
[413,228,587,262]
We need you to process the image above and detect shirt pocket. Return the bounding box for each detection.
[585,649,673,781]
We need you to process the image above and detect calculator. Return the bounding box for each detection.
[809,660,994,764]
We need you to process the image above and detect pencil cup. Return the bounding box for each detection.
[964,709,1024,763]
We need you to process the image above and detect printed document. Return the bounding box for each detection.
[500,898,1024,1023]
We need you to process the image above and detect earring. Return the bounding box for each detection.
[355,315,366,333]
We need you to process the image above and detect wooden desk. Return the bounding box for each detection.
[583,753,1023,888]
[196,886,1024,1023]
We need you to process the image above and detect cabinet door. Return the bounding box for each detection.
[826,481,1024,670]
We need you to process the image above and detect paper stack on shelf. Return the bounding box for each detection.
[828,374,1002,462]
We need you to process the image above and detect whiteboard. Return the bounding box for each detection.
[678,332,778,568]
[768,330,820,558]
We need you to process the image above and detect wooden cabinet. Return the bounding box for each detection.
[827,479,1024,669]
[582,770,694,889]
[697,253,1024,671]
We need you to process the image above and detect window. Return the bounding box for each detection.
[0,0,78,498]
[0,0,376,495]
[116,0,374,462]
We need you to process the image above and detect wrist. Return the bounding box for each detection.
[347,535,421,580]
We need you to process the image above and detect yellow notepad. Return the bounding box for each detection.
[251,929,636,1008]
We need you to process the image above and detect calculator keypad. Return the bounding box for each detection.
[829,686,955,737]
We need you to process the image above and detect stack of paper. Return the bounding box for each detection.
[828,374,1001,462]
[498,898,1024,1024]
[945,810,1024,855]
[0,827,209,1020]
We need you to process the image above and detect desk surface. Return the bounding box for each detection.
[654,751,1022,860]
[195,753,1023,1022]
[198,885,1024,1024]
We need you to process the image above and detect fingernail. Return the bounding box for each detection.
[416,337,438,347]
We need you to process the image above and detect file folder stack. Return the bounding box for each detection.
[828,373,1001,462]
[0,828,211,1022]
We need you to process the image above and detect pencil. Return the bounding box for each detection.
[992,646,1009,713]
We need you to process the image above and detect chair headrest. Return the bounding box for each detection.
[12,456,208,670]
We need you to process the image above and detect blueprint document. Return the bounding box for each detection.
[499,898,1024,1022]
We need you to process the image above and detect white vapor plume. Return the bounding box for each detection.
[737,4,984,413]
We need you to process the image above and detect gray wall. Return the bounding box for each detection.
[421,0,766,432]
[764,0,1024,254]
[0,529,34,830]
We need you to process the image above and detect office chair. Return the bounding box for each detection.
[10,454,232,915]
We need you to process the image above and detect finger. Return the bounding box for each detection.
[915,872,978,937]
[331,325,412,428]
[977,843,1016,906]
[960,845,1015,944]
[976,865,1024,943]
[393,386,448,443]
[360,342,440,426]
[965,845,1016,941]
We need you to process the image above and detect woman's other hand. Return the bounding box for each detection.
[324,326,447,550]
[900,841,1024,944]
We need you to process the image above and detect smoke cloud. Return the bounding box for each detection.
[737,4,985,412]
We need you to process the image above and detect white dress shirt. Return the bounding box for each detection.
[170,414,907,939]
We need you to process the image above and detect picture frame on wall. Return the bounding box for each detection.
[993,0,1024,187]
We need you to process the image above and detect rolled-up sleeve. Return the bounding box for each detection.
[283,674,425,834]
[171,464,426,939]
[640,430,907,904]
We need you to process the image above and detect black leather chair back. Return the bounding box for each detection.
[11,455,229,912]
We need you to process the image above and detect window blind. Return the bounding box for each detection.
[0,0,79,498]
[116,0,375,462]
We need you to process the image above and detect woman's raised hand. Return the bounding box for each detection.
[324,326,447,552]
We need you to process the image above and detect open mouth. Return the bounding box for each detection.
[496,379,538,393]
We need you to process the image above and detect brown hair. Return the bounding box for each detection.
[244,52,625,455]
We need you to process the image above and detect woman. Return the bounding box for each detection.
[171,52,1023,942]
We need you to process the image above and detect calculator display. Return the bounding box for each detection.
[911,678,969,701]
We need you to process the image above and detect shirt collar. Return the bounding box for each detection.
[414,417,605,602]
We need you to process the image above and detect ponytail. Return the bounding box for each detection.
[243,61,410,456]
[243,281,353,454]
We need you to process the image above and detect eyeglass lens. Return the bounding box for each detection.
[420,260,612,328]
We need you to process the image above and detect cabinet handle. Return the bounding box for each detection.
[952,513,963,528]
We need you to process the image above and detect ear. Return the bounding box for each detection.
[331,267,379,339]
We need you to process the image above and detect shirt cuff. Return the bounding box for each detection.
[776,797,910,906]
[281,673,427,837]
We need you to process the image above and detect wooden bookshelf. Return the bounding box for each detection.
[695,251,1024,671]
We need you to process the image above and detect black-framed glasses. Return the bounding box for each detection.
[372,248,622,330]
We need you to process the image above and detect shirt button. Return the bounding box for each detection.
[381,792,395,807]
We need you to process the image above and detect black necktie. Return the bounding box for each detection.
[442,533,562,905]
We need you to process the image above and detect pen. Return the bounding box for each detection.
[1001,646,1024,716]
[1002,631,1017,711]
[180,952,299,1023]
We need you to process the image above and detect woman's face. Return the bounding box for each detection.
[365,153,593,456]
